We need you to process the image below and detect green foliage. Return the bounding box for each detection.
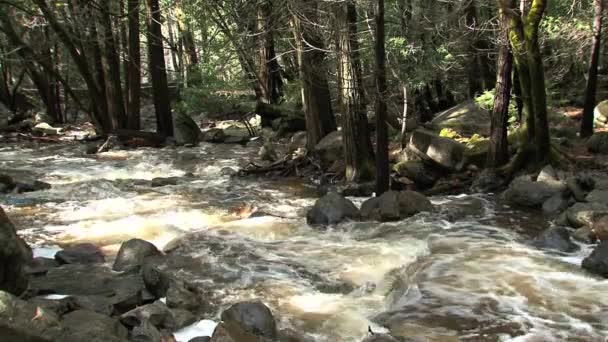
[475,90,519,125]
[175,88,256,119]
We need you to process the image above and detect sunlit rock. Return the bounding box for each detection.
[408,129,466,171]
[113,238,162,272]
[32,122,61,136]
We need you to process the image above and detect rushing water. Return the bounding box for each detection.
[1,139,607,342]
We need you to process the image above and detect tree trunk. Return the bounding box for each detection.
[127,0,141,130]
[145,0,174,137]
[487,2,513,168]
[581,0,603,138]
[374,0,389,195]
[336,0,375,183]
[119,0,130,114]
[256,0,283,104]
[291,0,337,149]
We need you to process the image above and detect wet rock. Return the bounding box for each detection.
[223,136,249,145]
[360,190,434,222]
[542,194,570,216]
[142,258,172,298]
[442,197,486,221]
[470,168,504,193]
[306,192,360,226]
[201,129,226,143]
[393,160,438,189]
[55,243,105,265]
[168,308,197,330]
[28,296,76,317]
[566,202,608,228]
[0,290,62,342]
[61,310,128,341]
[362,333,401,342]
[567,177,591,202]
[0,174,16,193]
[32,122,61,136]
[120,301,172,328]
[582,241,608,277]
[189,337,211,342]
[593,216,608,241]
[258,143,278,162]
[288,131,307,152]
[151,177,181,188]
[0,206,32,295]
[533,227,579,253]
[25,257,60,276]
[131,320,162,342]
[408,129,466,171]
[220,167,238,177]
[215,300,277,341]
[69,295,114,316]
[174,112,202,145]
[15,180,52,193]
[573,226,597,244]
[587,190,608,206]
[502,176,562,208]
[166,280,205,312]
[30,264,115,296]
[587,132,608,154]
[341,181,375,197]
[313,131,342,166]
[113,239,161,272]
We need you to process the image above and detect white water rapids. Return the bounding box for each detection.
[1,140,607,342]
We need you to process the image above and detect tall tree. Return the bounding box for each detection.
[581,0,604,138]
[256,0,283,104]
[145,0,174,136]
[127,0,141,130]
[291,0,337,149]
[374,0,389,194]
[487,0,514,168]
[336,0,375,183]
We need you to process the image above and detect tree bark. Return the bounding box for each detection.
[374,0,389,194]
[487,2,513,168]
[291,0,337,150]
[145,0,174,137]
[127,0,141,130]
[256,0,283,104]
[581,0,603,138]
[336,0,375,183]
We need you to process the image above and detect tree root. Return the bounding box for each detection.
[240,153,326,178]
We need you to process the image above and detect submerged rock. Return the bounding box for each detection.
[582,241,608,277]
[113,238,161,272]
[306,192,359,226]
[532,227,579,253]
[55,243,105,265]
[0,206,32,295]
[210,300,277,342]
[360,190,434,222]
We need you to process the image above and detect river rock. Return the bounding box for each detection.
[532,227,579,253]
[470,168,504,193]
[566,202,608,228]
[393,160,438,189]
[15,180,52,193]
[69,295,115,316]
[542,194,570,216]
[582,241,608,277]
[258,143,278,162]
[0,206,32,295]
[360,190,434,222]
[32,122,61,136]
[201,128,226,143]
[131,320,162,342]
[190,337,211,342]
[166,279,204,312]
[502,176,563,208]
[313,131,343,166]
[30,264,115,296]
[572,226,597,244]
[142,257,172,298]
[593,216,608,241]
[120,301,173,328]
[587,132,608,154]
[362,333,401,342]
[113,239,161,272]
[595,100,608,124]
[567,177,591,202]
[408,129,466,170]
[55,243,105,265]
[174,112,203,145]
[306,192,360,226]
[61,310,128,341]
[587,190,608,206]
[430,100,491,136]
[0,290,62,342]
[537,165,567,192]
[442,197,486,221]
[151,177,181,187]
[0,174,16,193]
[26,257,60,276]
[288,131,307,152]
[213,300,277,341]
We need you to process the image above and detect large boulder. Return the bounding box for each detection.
[0,290,62,342]
[582,241,608,277]
[542,194,570,216]
[55,243,105,265]
[408,129,466,170]
[313,131,343,166]
[112,239,161,272]
[174,112,203,145]
[360,191,434,222]
[393,160,438,189]
[532,227,579,253]
[210,301,277,342]
[0,206,32,295]
[306,192,359,226]
[566,202,608,228]
[587,132,608,154]
[594,100,608,126]
[430,101,491,136]
[502,176,563,208]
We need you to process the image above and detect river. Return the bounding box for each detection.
[1,139,606,342]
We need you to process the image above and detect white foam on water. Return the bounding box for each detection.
[33,246,62,258]
[43,294,70,300]
[173,320,218,341]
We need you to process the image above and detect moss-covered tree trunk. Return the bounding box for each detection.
[336,0,375,183]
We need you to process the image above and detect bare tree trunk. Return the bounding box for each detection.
[145,0,174,136]
[375,0,389,194]
[336,0,375,183]
[127,0,141,130]
[488,2,513,168]
[256,0,283,104]
[291,0,337,149]
[581,0,603,138]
